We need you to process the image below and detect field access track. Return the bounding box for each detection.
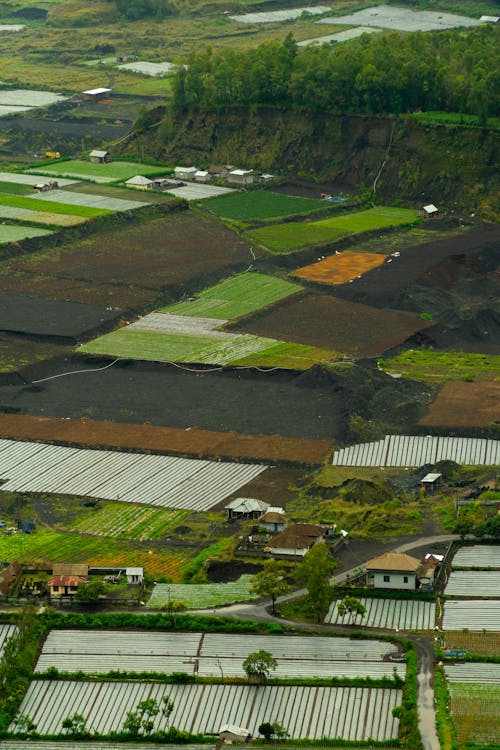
[16,680,402,740]
[35,630,404,680]
[325,598,436,630]
[331,434,500,467]
[452,545,500,569]
[443,600,500,631]
[445,664,500,685]
[445,571,500,598]
[0,438,266,511]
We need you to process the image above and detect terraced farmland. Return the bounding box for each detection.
[445,664,500,684]
[25,188,146,212]
[15,681,402,739]
[0,224,53,243]
[0,438,267,511]
[452,545,500,569]
[325,597,435,630]
[35,630,405,680]
[246,207,419,252]
[0,624,17,657]
[204,191,326,221]
[28,160,172,184]
[161,272,302,320]
[449,683,500,744]
[443,600,500,631]
[445,571,500,598]
[148,577,258,609]
[73,503,188,541]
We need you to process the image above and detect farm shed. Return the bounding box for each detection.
[209,165,233,178]
[418,553,444,591]
[420,472,442,492]
[125,175,154,190]
[89,149,111,164]
[48,574,87,597]
[421,204,438,218]
[266,523,330,558]
[0,560,21,596]
[220,725,252,743]
[195,170,211,183]
[480,15,499,23]
[228,169,254,186]
[83,87,111,101]
[174,166,197,180]
[226,497,269,520]
[259,507,287,533]
[365,552,420,590]
[126,567,144,585]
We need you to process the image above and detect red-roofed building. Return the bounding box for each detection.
[48,574,87,597]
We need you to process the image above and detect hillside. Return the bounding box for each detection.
[124,107,499,216]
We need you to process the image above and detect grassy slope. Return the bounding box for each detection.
[380,350,500,383]
[0,193,110,217]
[161,272,302,319]
[246,207,419,252]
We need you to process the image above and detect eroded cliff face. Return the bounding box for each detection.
[125,106,499,216]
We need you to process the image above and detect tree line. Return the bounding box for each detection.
[172,26,499,121]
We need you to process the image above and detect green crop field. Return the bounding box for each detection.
[28,160,173,183]
[0,181,32,196]
[80,328,337,369]
[73,503,188,541]
[161,272,302,319]
[0,528,189,580]
[379,350,500,383]
[449,683,500,745]
[147,575,258,608]
[0,225,53,243]
[0,193,110,218]
[246,207,419,252]
[203,190,327,221]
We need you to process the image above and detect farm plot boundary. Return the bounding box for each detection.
[325,597,435,630]
[15,681,402,740]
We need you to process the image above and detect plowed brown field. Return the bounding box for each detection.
[419,381,500,427]
[0,414,332,465]
[294,251,386,285]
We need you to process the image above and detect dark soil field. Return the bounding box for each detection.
[232,294,432,357]
[0,333,70,376]
[419,381,500,428]
[0,413,332,465]
[7,212,255,292]
[0,358,347,441]
[0,292,120,339]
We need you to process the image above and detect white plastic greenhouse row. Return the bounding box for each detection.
[130,313,234,338]
[35,653,195,675]
[0,624,17,657]
[442,600,500,631]
[331,434,500,467]
[445,664,500,684]
[325,597,436,630]
[445,571,500,598]
[15,681,402,740]
[0,438,267,511]
[27,188,147,212]
[196,657,405,680]
[452,545,500,570]
[40,629,201,657]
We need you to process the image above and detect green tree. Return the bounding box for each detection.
[123,697,168,736]
[75,580,105,603]
[258,721,289,741]
[337,595,366,623]
[243,650,277,683]
[251,559,289,614]
[61,713,87,736]
[295,542,336,622]
[11,713,36,734]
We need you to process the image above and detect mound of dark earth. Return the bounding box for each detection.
[0,293,120,341]
[12,7,47,18]
[207,561,262,583]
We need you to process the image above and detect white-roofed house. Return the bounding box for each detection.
[228,169,254,186]
[195,170,211,183]
[89,149,111,164]
[420,472,442,492]
[226,497,269,520]
[125,175,154,190]
[83,87,112,101]
[219,725,252,743]
[126,567,144,585]
[174,166,197,180]
[480,15,499,23]
[421,204,438,218]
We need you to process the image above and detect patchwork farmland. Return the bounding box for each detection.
[204,191,326,221]
[452,545,500,569]
[148,577,258,610]
[445,664,500,685]
[444,571,500,598]
[442,600,500,631]
[15,680,402,740]
[73,503,188,541]
[28,160,172,184]
[35,631,405,680]
[325,597,436,631]
[448,683,500,745]
[0,438,267,511]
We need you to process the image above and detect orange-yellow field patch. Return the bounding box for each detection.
[295,251,386,285]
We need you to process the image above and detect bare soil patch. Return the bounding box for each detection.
[419,381,500,428]
[0,413,332,465]
[232,294,431,357]
[0,359,346,441]
[0,292,120,339]
[0,334,70,376]
[294,251,386,285]
[8,212,254,292]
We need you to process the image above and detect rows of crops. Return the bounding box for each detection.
[27,188,146,212]
[443,600,500,631]
[28,160,171,184]
[204,192,326,221]
[130,313,233,338]
[0,205,84,226]
[325,597,435,630]
[0,225,52,243]
[0,624,17,657]
[0,438,267,511]
[452,545,500,569]
[147,578,257,609]
[16,681,402,739]
[445,570,500,598]
[445,663,500,684]
[35,630,405,680]
[73,504,188,541]
[449,683,500,744]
